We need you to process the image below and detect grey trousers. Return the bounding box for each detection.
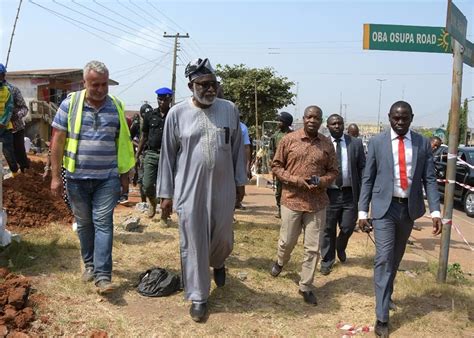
[373,199,413,322]
[277,205,325,292]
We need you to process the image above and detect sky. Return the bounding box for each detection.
[0,0,473,128]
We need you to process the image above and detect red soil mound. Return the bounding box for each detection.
[3,161,73,228]
[0,269,35,335]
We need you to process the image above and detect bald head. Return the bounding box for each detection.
[347,123,359,138]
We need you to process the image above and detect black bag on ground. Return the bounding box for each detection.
[137,267,181,297]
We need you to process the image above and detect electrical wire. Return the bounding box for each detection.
[69,0,170,49]
[92,0,172,45]
[48,0,164,53]
[117,50,173,95]
[29,0,156,61]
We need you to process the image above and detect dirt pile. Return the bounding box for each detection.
[3,161,73,228]
[0,268,35,335]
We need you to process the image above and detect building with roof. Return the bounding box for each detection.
[6,68,118,142]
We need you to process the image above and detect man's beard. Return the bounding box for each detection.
[193,89,216,106]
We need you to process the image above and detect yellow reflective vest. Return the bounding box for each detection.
[63,89,135,174]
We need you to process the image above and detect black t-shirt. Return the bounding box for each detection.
[142,108,166,151]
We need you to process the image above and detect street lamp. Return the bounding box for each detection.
[376,79,387,133]
[254,79,259,150]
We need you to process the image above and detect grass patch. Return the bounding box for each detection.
[1,211,473,336]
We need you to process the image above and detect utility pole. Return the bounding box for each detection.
[5,0,23,67]
[437,39,463,283]
[339,92,343,115]
[255,79,259,150]
[163,32,189,105]
[294,81,299,117]
[376,79,387,133]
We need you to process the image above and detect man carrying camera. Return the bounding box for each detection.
[270,105,338,305]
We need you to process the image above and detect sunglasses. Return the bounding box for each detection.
[193,81,218,91]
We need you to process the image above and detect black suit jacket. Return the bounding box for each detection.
[343,134,366,204]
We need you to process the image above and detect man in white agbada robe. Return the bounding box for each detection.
[158,58,247,322]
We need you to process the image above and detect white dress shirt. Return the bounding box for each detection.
[358,129,440,219]
[391,128,412,198]
[330,135,351,188]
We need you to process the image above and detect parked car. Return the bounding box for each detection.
[434,145,474,217]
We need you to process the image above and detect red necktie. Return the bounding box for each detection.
[398,135,408,190]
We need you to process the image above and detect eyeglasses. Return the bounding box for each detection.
[193,81,218,91]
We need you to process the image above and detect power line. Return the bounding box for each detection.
[116,0,164,35]
[127,0,169,33]
[118,50,173,95]
[29,0,155,62]
[69,0,170,49]
[49,0,165,53]
[146,0,188,34]
[144,0,203,56]
[112,56,168,77]
[91,0,172,44]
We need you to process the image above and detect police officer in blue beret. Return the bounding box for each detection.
[136,87,173,223]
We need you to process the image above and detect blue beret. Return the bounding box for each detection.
[0,64,6,73]
[155,87,173,96]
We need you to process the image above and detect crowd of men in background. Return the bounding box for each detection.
[1,57,446,336]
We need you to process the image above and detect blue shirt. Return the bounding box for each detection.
[240,122,251,145]
[52,95,120,180]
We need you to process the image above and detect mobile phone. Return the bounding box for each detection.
[306,175,320,186]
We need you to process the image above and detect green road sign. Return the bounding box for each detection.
[446,0,467,45]
[363,24,451,53]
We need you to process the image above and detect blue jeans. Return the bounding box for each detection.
[0,129,18,173]
[66,177,121,283]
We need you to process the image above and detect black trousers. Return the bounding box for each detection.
[320,187,357,269]
[13,129,29,170]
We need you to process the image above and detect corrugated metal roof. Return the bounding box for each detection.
[7,69,82,77]
[6,68,119,85]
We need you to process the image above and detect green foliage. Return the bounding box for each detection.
[418,129,434,138]
[446,98,468,145]
[447,262,465,281]
[215,64,296,138]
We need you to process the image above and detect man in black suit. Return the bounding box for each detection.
[320,114,366,275]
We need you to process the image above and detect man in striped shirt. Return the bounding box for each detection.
[50,61,134,295]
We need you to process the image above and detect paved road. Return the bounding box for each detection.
[410,200,474,274]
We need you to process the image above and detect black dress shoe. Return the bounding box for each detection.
[190,302,208,322]
[337,250,347,263]
[320,266,331,276]
[213,266,226,287]
[298,290,318,305]
[270,262,283,277]
[374,320,389,337]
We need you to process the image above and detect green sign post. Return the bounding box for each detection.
[363,24,451,53]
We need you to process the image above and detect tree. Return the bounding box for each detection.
[215,64,295,139]
[446,98,468,145]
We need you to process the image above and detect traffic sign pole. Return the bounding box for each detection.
[437,38,464,283]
